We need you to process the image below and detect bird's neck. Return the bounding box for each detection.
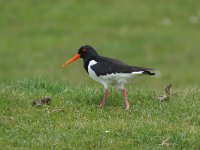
[83,55,99,73]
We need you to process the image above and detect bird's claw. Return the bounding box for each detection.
[99,104,104,109]
[124,105,130,111]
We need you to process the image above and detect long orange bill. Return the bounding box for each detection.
[62,54,80,67]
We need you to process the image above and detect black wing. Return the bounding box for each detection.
[91,56,155,76]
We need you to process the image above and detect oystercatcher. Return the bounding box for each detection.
[63,45,155,110]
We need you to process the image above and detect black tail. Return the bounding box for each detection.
[143,70,155,75]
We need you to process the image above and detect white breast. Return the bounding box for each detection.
[88,60,110,89]
[88,60,99,82]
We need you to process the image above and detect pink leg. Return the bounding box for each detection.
[99,88,108,108]
[122,88,130,111]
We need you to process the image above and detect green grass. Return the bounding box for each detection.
[0,79,200,149]
[1,0,200,149]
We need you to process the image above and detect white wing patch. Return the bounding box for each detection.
[100,71,144,79]
[131,71,144,75]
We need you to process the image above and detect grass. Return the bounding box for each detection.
[1,0,200,149]
[0,79,200,149]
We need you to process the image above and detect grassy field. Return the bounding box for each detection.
[1,0,200,149]
[1,79,200,149]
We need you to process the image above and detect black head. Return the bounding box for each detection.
[62,45,99,67]
[78,45,98,59]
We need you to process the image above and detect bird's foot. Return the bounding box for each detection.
[124,104,130,111]
[99,103,104,109]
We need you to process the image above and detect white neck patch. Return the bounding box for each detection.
[88,60,97,67]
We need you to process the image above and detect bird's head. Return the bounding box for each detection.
[62,45,98,67]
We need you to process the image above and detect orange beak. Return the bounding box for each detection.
[62,54,81,67]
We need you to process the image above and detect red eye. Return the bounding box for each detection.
[83,48,87,52]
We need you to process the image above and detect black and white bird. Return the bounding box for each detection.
[63,45,155,110]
